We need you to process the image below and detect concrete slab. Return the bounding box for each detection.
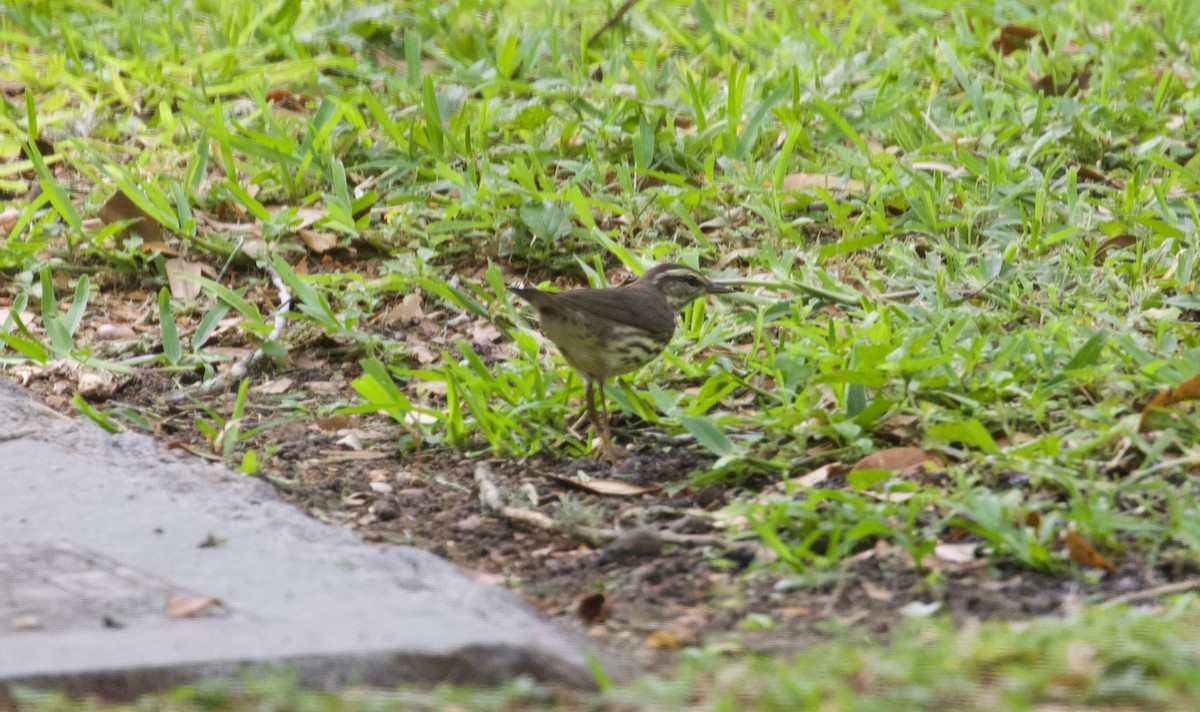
[0,381,624,701]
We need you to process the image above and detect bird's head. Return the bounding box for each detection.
[635,263,739,311]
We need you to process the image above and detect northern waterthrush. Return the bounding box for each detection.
[512,263,738,464]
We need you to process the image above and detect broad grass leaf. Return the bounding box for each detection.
[681,415,732,456]
[1064,330,1107,371]
[928,419,1000,454]
[519,201,572,241]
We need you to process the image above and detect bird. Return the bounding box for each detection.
[511,263,738,464]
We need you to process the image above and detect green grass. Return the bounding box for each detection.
[4,0,1200,705]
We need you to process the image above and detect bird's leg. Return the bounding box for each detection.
[586,379,620,465]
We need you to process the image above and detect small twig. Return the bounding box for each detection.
[473,463,727,549]
[586,0,642,49]
[165,261,292,402]
[1100,579,1200,608]
[821,571,853,617]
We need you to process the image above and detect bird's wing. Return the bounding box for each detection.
[537,288,677,340]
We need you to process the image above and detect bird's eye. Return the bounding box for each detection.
[686,275,702,285]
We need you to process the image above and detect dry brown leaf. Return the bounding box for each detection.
[383,293,424,328]
[576,592,610,625]
[878,414,921,444]
[1030,70,1091,97]
[541,472,659,497]
[792,463,836,488]
[292,207,326,230]
[265,88,315,113]
[933,542,979,564]
[469,321,502,345]
[1140,372,1200,431]
[861,581,894,601]
[253,377,294,395]
[94,323,137,341]
[851,447,942,476]
[164,595,222,619]
[0,205,20,233]
[99,190,175,255]
[298,229,337,254]
[992,24,1046,55]
[165,258,205,301]
[77,370,118,399]
[781,172,865,193]
[860,490,917,503]
[1064,531,1116,573]
[1094,234,1138,263]
[316,414,351,431]
[644,630,678,650]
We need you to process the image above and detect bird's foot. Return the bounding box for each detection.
[592,430,630,466]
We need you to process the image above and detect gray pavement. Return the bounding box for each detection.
[0,381,624,701]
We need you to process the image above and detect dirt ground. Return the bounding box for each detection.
[1,270,1169,669]
[10,362,1159,670]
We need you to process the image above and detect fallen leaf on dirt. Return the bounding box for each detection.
[265,88,315,113]
[94,323,137,341]
[77,370,118,399]
[0,205,19,233]
[1140,372,1200,431]
[860,489,917,503]
[316,414,351,431]
[861,581,894,601]
[781,172,865,193]
[851,447,942,476]
[165,258,207,301]
[1031,70,1091,97]
[992,24,1046,55]
[469,321,502,345]
[252,377,294,395]
[933,542,979,564]
[792,463,836,488]
[383,293,424,327]
[1094,233,1138,263]
[644,630,679,650]
[298,228,337,254]
[577,592,611,625]
[1064,530,1116,573]
[99,190,174,255]
[403,410,440,426]
[541,472,659,496]
[163,595,222,619]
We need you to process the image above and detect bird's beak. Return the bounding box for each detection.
[707,281,740,294]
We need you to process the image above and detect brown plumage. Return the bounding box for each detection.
[512,263,738,464]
